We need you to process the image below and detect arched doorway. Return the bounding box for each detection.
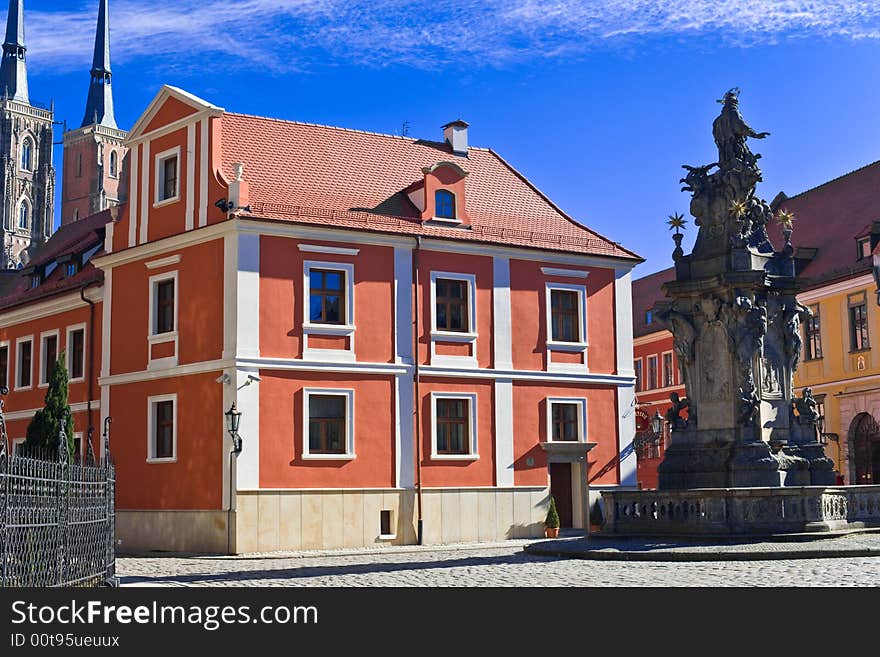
[849,413,880,485]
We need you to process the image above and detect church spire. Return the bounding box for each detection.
[0,0,28,103]
[82,0,116,128]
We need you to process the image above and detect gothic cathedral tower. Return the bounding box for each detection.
[61,0,127,226]
[0,0,54,268]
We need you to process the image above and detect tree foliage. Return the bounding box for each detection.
[25,349,75,458]
[545,495,560,529]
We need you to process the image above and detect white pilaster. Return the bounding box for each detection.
[492,256,513,370]
[394,246,413,364]
[393,246,415,489]
[614,268,637,486]
[139,141,150,245]
[198,118,208,228]
[185,123,195,231]
[234,233,261,490]
[128,147,138,247]
[494,378,515,486]
[395,374,415,489]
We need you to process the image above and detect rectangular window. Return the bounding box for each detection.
[40,333,58,386]
[551,403,579,442]
[435,278,469,332]
[0,344,7,390]
[849,292,870,352]
[68,327,85,380]
[858,237,872,260]
[155,279,175,334]
[16,338,32,389]
[550,289,580,342]
[308,394,347,454]
[435,398,470,455]
[663,352,674,387]
[646,355,658,390]
[66,262,78,277]
[380,510,394,538]
[149,397,176,461]
[805,304,822,360]
[634,359,643,393]
[159,155,178,202]
[645,310,653,325]
[309,269,345,325]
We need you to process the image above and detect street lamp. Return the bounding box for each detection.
[651,411,664,435]
[225,402,243,454]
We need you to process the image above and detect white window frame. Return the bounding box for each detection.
[545,282,588,374]
[546,397,588,443]
[148,271,179,369]
[153,146,182,207]
[430,391,479,461]
[14,335,34,391]
[38,329,61,388]
[432,189,462,224]
[661,349,675,388]
[646,354,659,391]
[0,340,9,391]
[11,437,25,456]
[302,388,355,460]
[634,356,643,393]
[66,323,87,384]
[429,271,478,368]
[147,394,177,463]
[302,260,356,363]
[72,432,84,461]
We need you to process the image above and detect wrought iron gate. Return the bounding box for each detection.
[0,394,116,588]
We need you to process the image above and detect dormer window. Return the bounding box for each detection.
[20,138,33,171]
[858,236,872,260]
[30,275,40,289]
[435,190,456,220]
[66,262,78,277]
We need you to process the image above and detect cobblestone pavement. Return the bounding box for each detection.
[118,535,880,586]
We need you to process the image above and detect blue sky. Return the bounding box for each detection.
[20,0,880,277]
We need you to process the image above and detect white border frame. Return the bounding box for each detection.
[430,391,479,461]
[147,393,177,463]
[153,145,182,208]
[38,329,61,388]
[661,349,675,388]
[432,189,462,224]
[545,282,588,373]
[0,340,9,390]
[66,323,87,384]
[11,437,25,456]
[633,356,643,393]
[302,388,355,460]
[302,260,356,363]
[72,432,85,461]
[429,271,478,368]
[147,271,179,370]
[646,354,659,391]
[14,335,34,391]
[546,397,588,443]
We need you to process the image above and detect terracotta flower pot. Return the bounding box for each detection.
[544,527,559,538]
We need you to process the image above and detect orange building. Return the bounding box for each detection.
[631,266,685,489]
[1,86,642,553]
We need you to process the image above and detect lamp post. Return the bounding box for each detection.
[651,411,664,436]
[225,402,243,454]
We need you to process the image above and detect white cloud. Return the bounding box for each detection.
[18,0,880,73]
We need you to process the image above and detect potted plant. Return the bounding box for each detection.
[544,496,560,538]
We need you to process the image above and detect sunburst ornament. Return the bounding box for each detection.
[667,212,687,235]
[776,209,796,230]
[729,199,748,219]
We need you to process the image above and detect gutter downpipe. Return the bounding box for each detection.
[413,236,424,544]
[80,283,98,450]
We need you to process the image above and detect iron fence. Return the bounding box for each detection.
[0,395,116,588]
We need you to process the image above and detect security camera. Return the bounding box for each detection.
[247,374,261,384]
[215,373,231,384]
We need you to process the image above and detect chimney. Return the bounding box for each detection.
[442,120,469,156]
[228,163,249,211]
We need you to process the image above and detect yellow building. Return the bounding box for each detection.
[778,160,880,484]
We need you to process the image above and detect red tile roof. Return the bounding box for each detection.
[220,113,640,261]
[0,210,112,311]
[773,159,880,289]
[632,266,675,338]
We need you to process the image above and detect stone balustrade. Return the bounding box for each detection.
[602,486,880,535]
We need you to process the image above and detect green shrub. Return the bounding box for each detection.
[545,496,560,528]
[24,349,75,458]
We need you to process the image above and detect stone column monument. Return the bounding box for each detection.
[655,88,835,489]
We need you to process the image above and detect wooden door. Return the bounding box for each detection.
[549,462,573,528]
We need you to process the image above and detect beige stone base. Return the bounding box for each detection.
[117,510,230,554]
[234,487,550,554]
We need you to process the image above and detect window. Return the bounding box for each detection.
[646,355,658,390]
[634,358,643,392]
[858,237,872,260]
[15,337,32,389]
[20,138,33,171]
[309,269,345,325]
[379,510,394,539]
[109,150,118,178]
[303,389,354,459]
[153,278,175,335]
[435,190,456,219]
[805,304,822,360]
[148,395,176,461]
[849,292,870,352]
[12,438,25,456]
[431,393,478,459]
[18,201,29,231]
[76,153,83,177]
[435,278,469,332]
[551,403,579,441]
[645,310,653,325]
[66,262,78,277]
[39,332,58,386]
[155,149,180,204]
[550,289,580,342]
[662,351,674,387]
[72,209,79,223]
[67,326,85,381]
[29,275,39,289]
[0,343,8,390]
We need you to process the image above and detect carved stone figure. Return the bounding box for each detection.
[712,88,770,170]
[666,392,692,430]
[739,382,760,427]
[794,388,819,425]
